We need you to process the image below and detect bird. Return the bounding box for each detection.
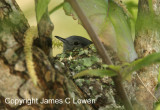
[55,36,92,51]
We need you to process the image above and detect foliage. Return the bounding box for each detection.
[124,0,138,39]
[108,0,137,62]
[73,69,117,79]
[122,53,160,79]
[35,0,50,22]
[73,51,160,81]
[54,41,160,84]
[125,1,137,18]
[63,0,137,62]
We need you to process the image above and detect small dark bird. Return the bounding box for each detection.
[55,36,92,51]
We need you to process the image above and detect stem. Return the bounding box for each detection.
[66,0,133,109]
[67,0,112,65]
[35,0,54,55]
[49,3,63,14]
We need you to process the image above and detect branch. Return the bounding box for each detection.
[66,0,133,109]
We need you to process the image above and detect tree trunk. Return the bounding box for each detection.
[0,0,91,109]
[134,0,160,109]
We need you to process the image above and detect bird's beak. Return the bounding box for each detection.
[55,36,67,43]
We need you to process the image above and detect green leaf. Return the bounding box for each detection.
[122,53,160,78]
[63,0,137,62]
[108,1,137,62]
[108,65,121,72]
[125,1,138,16]
[82,58,93,67]
[90,56,100,62]
[73,69,117,79]
[35,0,50,22]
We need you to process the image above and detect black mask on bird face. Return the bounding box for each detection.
[55,36,92,52]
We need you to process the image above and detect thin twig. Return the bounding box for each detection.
[136,73,158,102]
[49,3,63,15]
[66,0,133,110]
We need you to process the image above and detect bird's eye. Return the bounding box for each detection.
[74,41,79,45]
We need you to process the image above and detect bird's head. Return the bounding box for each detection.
[55,36,92,52]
